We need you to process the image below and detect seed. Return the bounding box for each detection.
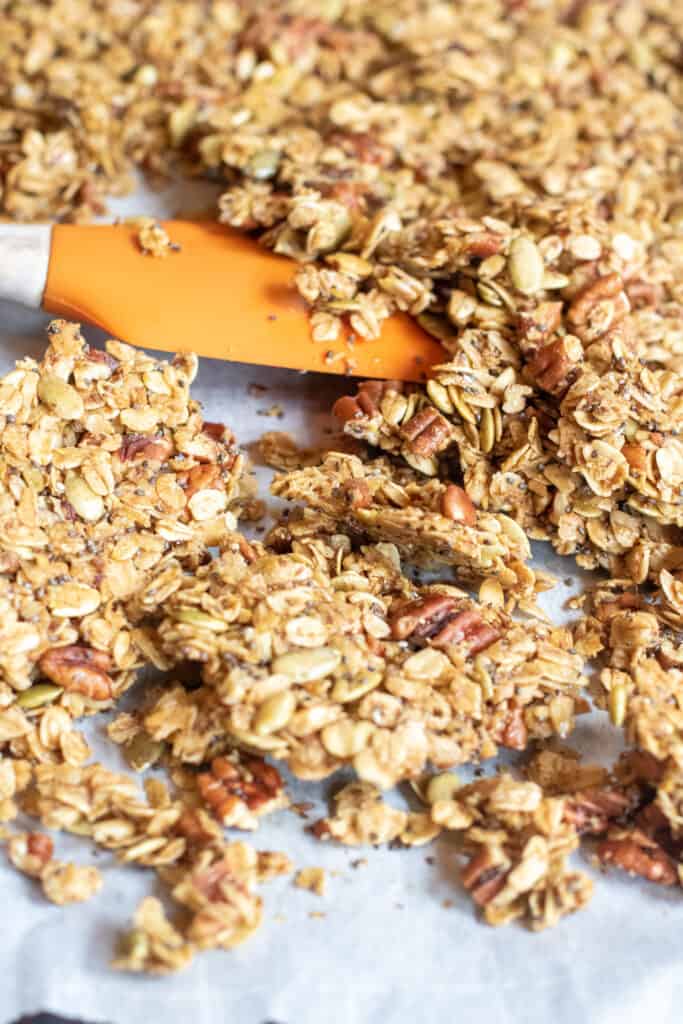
[48,582,101,618]
[508,235,544,295]
[37,375,84,420]
[245,149,280,180]
[331,672,383,703]
[425,772,461,805]
[479,579,504,607]
[403,451,438,476]
[64,474,104,522]
[426,379,453,414]
[542,271,570,289]
[321,720,373,758]
[609,682,627,727]
[448,386,477,424]
[493,405,503,442]
[479,407,495,453]
[447,290,477,326]
[272,646,341,682]
[123,733,165,772]
[253,690,296,735]
[380,392,408,426]
[173,607,228,632]
[16,683,63,709]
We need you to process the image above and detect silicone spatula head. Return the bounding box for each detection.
[43,221,445,381]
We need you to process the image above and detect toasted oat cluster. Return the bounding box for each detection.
[0,320,244,708]
[154,540,584,788]
[271,451,546,601]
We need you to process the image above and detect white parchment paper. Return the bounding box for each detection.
[0,184,680,1024]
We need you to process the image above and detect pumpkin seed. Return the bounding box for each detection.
[16,683,63,709]
[64,473,104,522]
[448,386,477,424]
[508,235,544,295]
[272,646,341,682]
[609,682,627,727]
[37,375,84,420]
[426,379,453,414]
[479,407,495,453]
[253,690,296,735]
[173,607,228,632]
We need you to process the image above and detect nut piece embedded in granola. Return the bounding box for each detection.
[430,775,593,930]
[197,754,288,831]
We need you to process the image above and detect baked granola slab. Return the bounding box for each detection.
[154,539,585,788]
[0,320,245,710]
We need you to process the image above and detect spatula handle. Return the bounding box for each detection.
[0,223,52,309]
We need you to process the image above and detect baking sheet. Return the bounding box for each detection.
[0,184,681,1024]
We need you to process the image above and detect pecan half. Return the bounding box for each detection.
[441,484,476,526]
[390,598,499,654]
[198,756,284,826]
[567,272,624,327]
[400,407,452,457]
[332,380,403,423]
[118,434,174,462]
[202,420,227,441]
[461,849,508,906]
[38,645,113,700]
[597,830,677,886]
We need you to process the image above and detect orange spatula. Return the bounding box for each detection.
[0,220,444,381]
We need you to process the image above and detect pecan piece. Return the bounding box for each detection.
[118,434,174,462]
[461,849,508,906]
[182,463,222,499]
[328,131,393,167]
[564,788,633,836]
[597,830,677,886]
[38,645,113,700]
[333,380,403,422]
[431,609,500,653]
[567,272,624,327]
[390,599,499,654]
[527,337,576,394]
[340,478,372,510]
[499,707,528,751]
[7,831,54,878]
[441,484,476,526]
[389,594,458,641]
[461,232,504,260]
[400,407,452,457]
[198,755,284,828]
[518,301,563,346]
[201,419,228,440]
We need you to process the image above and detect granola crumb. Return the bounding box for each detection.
[294,868,326,897]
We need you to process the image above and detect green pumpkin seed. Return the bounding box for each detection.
[16,683,63,709]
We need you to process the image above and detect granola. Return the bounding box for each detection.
[271,451,543,599]
[0,319,244,702]
[156,541,585,788]
[430,774,593,930]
